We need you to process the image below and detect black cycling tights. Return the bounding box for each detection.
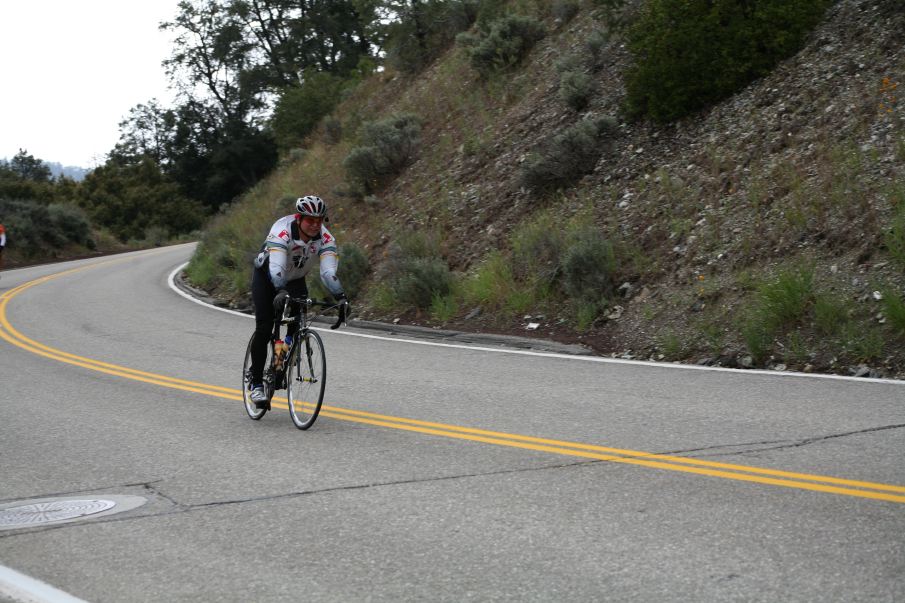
[250,266,308,384]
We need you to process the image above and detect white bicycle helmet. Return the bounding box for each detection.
[296,195,328,218]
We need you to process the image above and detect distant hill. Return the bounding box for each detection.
[0,157,90,181]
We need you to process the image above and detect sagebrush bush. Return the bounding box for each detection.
[381,232,452,310]
[625,0,832,122]
[337,242,370,299]
[46,203,94,247]
[459,14,546,77]
[343,113,422,194]
[552,1,580,25]
[511,209,564,287]
[559,70,594,111]
[0,199,95,255]
[585,29,610,71]
[559,226,616,303]
[394,257,454,309]
[521,116,617,192]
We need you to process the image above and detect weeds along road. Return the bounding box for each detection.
[1,244,904,602]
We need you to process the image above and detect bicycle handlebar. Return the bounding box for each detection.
[276,295,347,330]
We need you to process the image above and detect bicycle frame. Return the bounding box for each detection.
[269,297,342,384]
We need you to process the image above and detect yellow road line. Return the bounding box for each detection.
[3,261,905,504]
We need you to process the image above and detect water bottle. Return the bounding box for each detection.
[274,339,286,369]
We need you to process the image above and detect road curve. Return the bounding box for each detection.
[1,245,904,602]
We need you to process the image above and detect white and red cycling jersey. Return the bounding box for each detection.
[255,213,342,296]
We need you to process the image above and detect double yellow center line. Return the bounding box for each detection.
[3,259,905,504]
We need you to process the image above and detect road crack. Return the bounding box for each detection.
[0,460,598,538]
[658,422,905,459]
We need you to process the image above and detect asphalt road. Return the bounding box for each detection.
[1,245,904,602]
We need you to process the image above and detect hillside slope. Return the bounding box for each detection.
[189,0,905,378]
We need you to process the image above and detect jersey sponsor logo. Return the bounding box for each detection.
[322,232,333,244]
[277,229,290,241]
[292,254,307,269]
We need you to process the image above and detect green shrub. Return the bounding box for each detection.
[741,265,816,362]
[585,29,610,71]
[559,227,615,303]
[394,257,454,309]
[813,293,849,336]
[884,188,905,268]
[459,15,546,78]
[575,301,600,332]
[590,0,631,33]
[142,226,170,247]
[463,249,516,308]
[881,288,905,337]
[840,323,884,363]
[185,252,217,290]
[658,330,686,360]
[381,231,452,310]
[370,282,398,313]
[344,114,423,194]
[741,318,773,365]
[521,116,617,192]
[337,242,370,300]
[559,70,595,111]
[430,292,459,322]
[510,209,564,289]
[625,0,832,122]
[756,266,815,331]
[0,199,95,255]
[46,203,94,247]
[552,1,580,25]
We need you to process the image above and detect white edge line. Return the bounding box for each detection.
[0,565,88,603]
[167,262,905,387]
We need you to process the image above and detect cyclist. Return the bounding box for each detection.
[249,196,347,407]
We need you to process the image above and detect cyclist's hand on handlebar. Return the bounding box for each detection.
[331,293,350,330]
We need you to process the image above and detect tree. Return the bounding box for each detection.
[78,158,205,241]
[270,70,344,150]
[382,0,477,74]
[8,149,52,182]
[0,150,55,203]
[111,101,177,166]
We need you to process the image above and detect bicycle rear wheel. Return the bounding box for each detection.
[286,329,326,430]
[242,333,268,420]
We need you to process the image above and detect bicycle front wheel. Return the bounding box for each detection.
[286,329,326,430]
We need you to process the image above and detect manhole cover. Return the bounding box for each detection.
[0,495,147,530]
[0,499,116,527]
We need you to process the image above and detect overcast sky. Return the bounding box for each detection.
[1,1,181,168]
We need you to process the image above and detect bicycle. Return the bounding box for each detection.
[242,294,346,429]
